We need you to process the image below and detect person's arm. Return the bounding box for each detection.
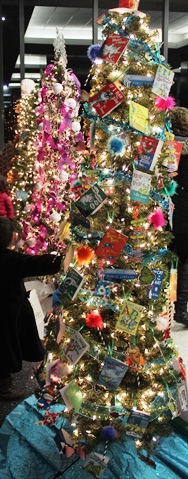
[4,193,14,219]
[10,251,63,278]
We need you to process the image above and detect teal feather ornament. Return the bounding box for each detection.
[161,179,178,197]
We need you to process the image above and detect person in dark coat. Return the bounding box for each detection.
[0,216,62,400]
[170,107,188,325]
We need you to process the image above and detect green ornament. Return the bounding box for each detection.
[139,266,155,285]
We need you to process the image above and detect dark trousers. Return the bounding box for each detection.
[174,259,188,324]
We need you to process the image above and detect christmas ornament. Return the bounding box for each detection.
[56,220,71,241]
[85,311,104,329]
[108,136,124,155]
[59,171,69,182]
[101,426,118,441]
[27,238,36,247]
[65,98,77,109]
[148,209,165,229]
[50,212,61,222]
[72,121,81,132]
[52,83,63,94]
[109,0,145,18]
[74,245,94,265]
[139,266,155,285]
[155,96,176,112]
[80,90,90,102]
[24,204,31,212]
[126,345,145,369]
[87,44,101,62]
[34,182,43,191]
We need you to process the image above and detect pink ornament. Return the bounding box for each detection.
[148,209,165,229]
[155,96,176,111]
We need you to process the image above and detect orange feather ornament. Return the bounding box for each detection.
[74,245,94,265]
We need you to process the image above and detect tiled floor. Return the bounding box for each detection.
[171,321,188,422]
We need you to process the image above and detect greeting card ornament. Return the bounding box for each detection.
[116,300,144,335]
[97,357,128,390]
[89,82,125,118]
[148,209,165,229]
[100,34,129,64]
[74,245,94,265]
[86,310,104,329]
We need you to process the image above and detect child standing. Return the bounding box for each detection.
[0,174,14,219]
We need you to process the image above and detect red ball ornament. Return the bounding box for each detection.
[75,245,94,265]
[85,311,104,329]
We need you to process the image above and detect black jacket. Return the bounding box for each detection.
[0,249,62,373]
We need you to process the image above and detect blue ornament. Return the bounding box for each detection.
[101,426,117,441]
[87,44,101,62]
[108,137,124,155]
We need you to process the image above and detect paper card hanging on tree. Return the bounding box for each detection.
[89,82,124,118]
[96,13,106,25]
[168,197,174,231]
[59,379,83,411]
[83,452,110,478]
[59,268,85,301]
[95,227,128,264]
[135,136,163,171]
[146,269,164,300]
[125,409,150,439]
[116,300,144,335]
[169,268,177,302]
[97,357,128,390]
[63,244,74,274]
[74,183,107,217]
[100,269,137,280]
[162,140,182,172]
[152,64,174,100]
[62,331,89,365]
[178,382,188,412]
[101,33,129,64]
[129,101,149,135]
[54,427,75,454]
[70,211,90,228]
[28,289,44,340]
[122,74,154,87]
[130,168,152,204]
[93,280,112,297]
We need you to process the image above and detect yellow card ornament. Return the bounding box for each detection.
[129,101,149,135]
[116,300,144,335]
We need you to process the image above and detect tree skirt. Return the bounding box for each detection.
[0,395,187,479]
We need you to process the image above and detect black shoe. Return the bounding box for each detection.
[174,311,188,326]
[0,377,24,401]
